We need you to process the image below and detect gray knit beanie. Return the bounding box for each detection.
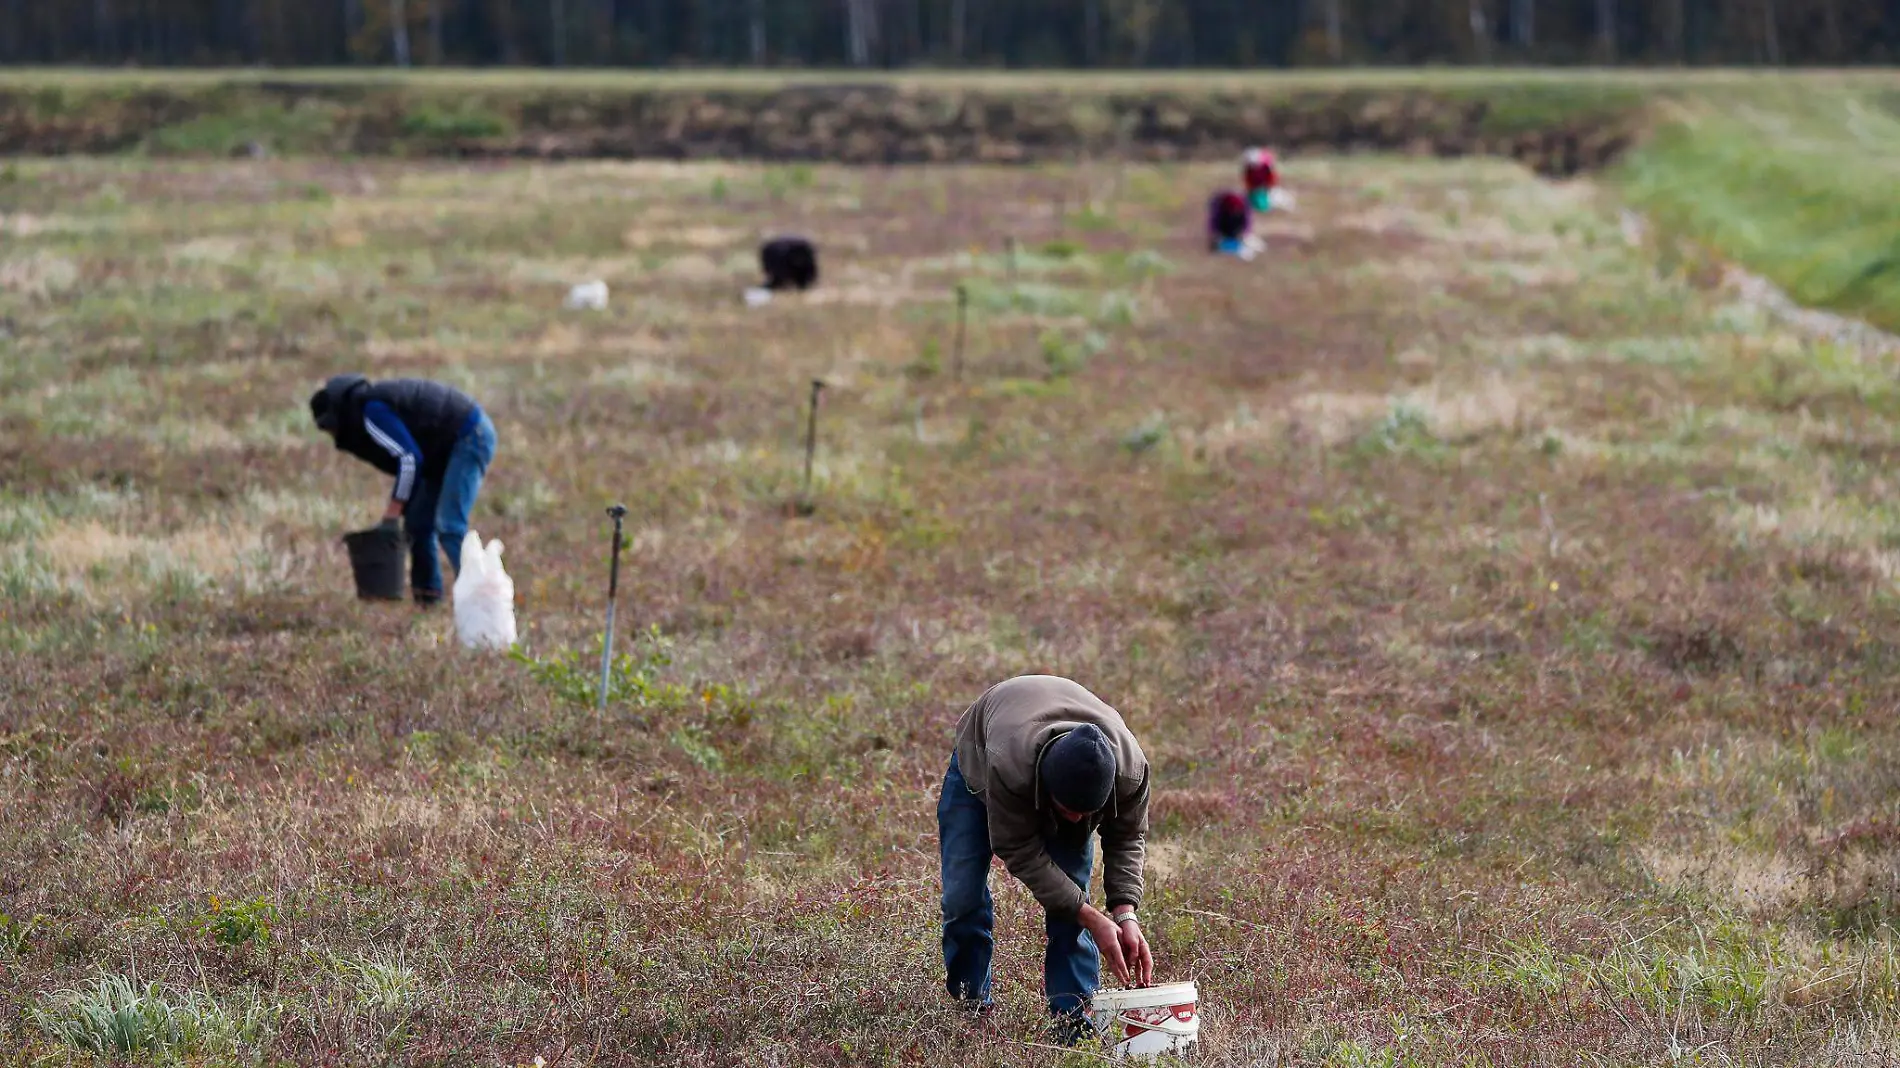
[1040,724,1116,814]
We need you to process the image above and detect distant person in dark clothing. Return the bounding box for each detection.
[760,235,819,291]
[1206,190,1252,257]
[309,375,497,605]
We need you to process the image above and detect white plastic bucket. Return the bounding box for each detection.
[1088,981,1200,1060]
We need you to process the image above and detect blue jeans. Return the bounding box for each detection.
[939,751,1099,1019]
[403,410,497,597]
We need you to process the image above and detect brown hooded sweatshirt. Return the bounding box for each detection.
[951,675,1151,921]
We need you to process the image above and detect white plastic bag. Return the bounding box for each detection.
[565,280,608,310]
[453,531,518,651]
[743,286,774,308]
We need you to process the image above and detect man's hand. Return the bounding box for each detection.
[1112,911,1154,987]
[381,499,404,523]
[1078,905,1130,985]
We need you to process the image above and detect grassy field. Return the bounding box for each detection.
[4,66,1898,333]
[3,139,1900,1065]
[1617,80,1900,335]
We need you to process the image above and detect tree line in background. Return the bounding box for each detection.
[5,0,1900,69]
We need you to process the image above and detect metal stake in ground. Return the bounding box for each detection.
[953,283,969,380]
[597,503,628,712]
[798,379,826,515]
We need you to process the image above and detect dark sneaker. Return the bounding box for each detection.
[413,588,443,608]
[950,996,994,1019]
[957,999,1001,1038]
[1048,1010,1096,1048]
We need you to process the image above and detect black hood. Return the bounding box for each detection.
[311,374,370,434]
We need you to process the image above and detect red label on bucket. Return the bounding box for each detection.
[1121,1003,1196,1039]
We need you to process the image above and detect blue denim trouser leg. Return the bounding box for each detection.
[433,411,497,583]
[403,411,497,596]
[403,477,443,597]
[938,751,1100,1018]
[939,752,995,1005]
[1043,820,1098,1020]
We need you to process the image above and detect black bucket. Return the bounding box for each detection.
[342,527,407,601]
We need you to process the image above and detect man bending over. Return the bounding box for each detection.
[938,674,1156,1043]
[308,374,497,606]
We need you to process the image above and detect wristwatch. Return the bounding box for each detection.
[1113,910,1138,926]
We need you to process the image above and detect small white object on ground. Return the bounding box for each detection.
[1088,980,1200,1061]
[744,287,774,308]
[1619,208,1648,248]
[453,531,517,651]
[1274,188,1299,213]
[565,280,608,311]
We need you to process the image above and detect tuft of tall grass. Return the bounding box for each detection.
[333,955,422,1015]
[31,974,279,1059]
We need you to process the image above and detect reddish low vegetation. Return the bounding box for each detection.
[1,152,1897,1065]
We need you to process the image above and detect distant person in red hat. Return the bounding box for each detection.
[1241,147,1280,214]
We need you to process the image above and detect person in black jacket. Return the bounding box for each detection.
[760,235,819,291]
[308,375,498,605]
